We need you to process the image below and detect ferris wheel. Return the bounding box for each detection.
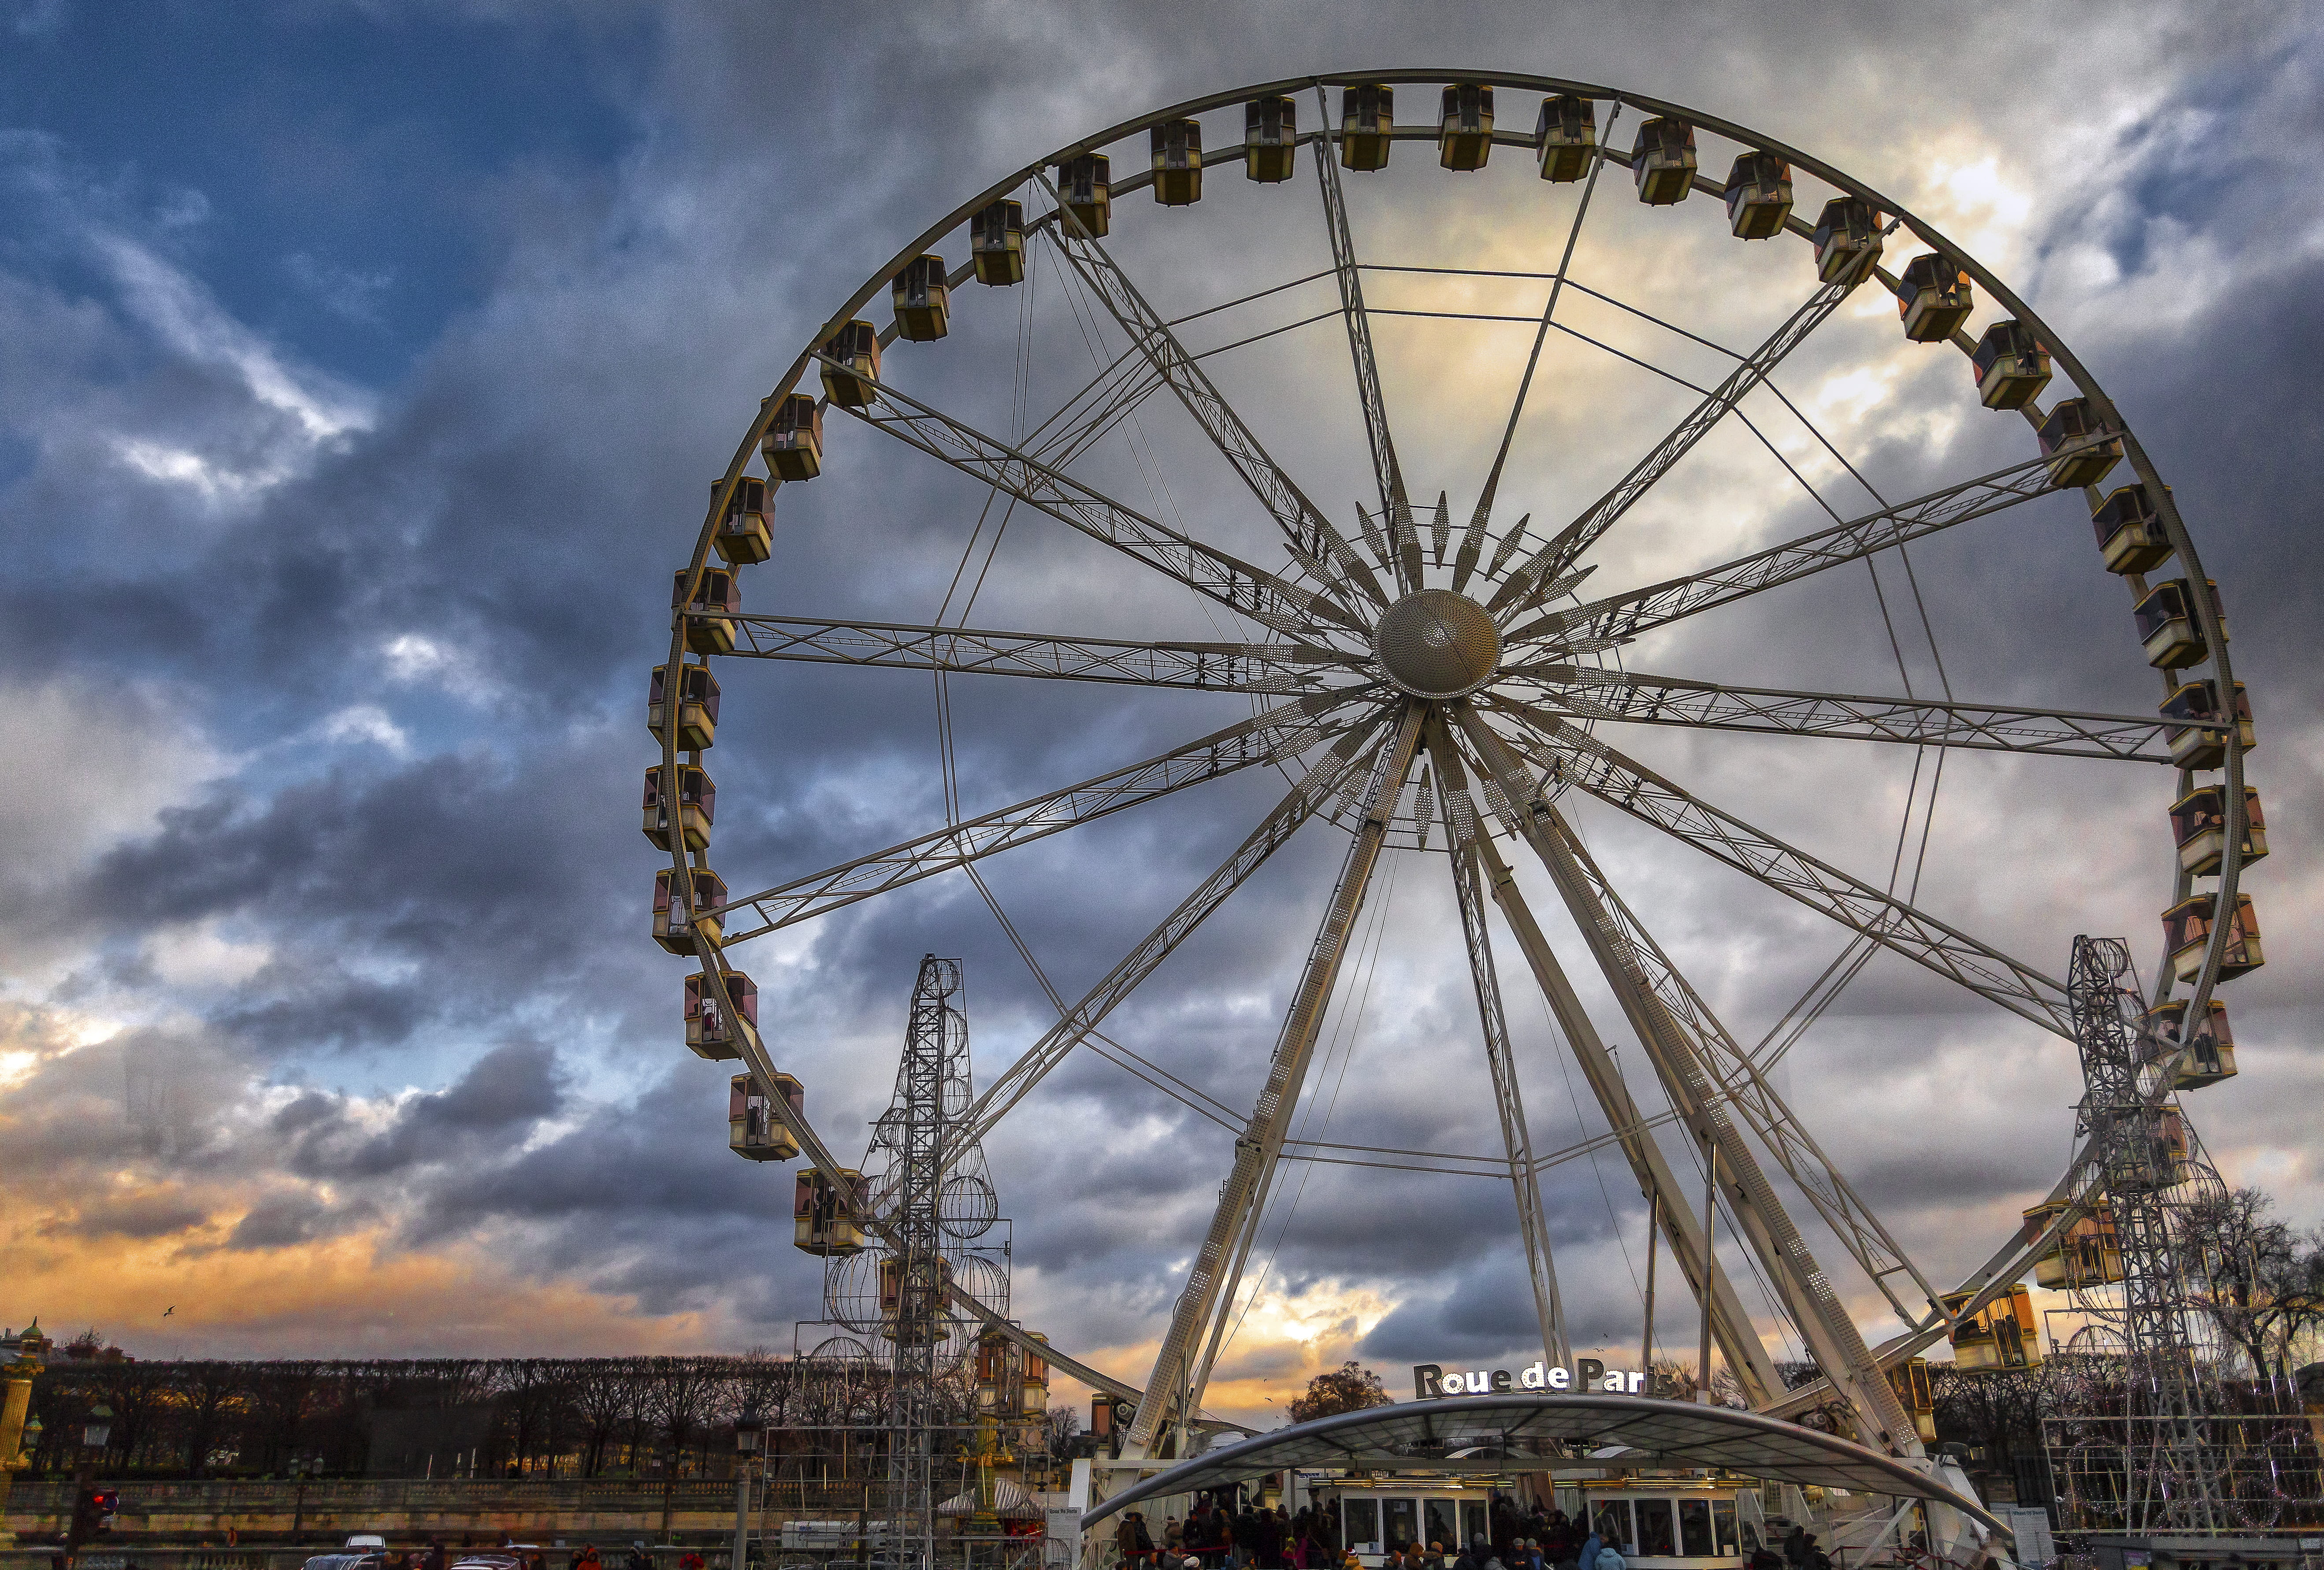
[652,72,2260,1461]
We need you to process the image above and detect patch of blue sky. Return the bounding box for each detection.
[0,2,653,388]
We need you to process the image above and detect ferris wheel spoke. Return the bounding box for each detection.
[721,614,1366,693]
[1537,808,1945,1331]
[1038,173,1391,611]
[946,711,1397,1166]
[1309,85,1418,594]
[1133,701,1425,1447]
[824,361,1365,638]
[1507,445,2088,649]
[1463,746,1919,1448]
[1506,665,2192,761]
[1424,717,1571,1366]
[715,690,1376,947]
[1455,764,1785,1408]
[1469,699,2075,1036]
[1486,274,1864,622]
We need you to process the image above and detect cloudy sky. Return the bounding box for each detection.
[3,2,2321,1429]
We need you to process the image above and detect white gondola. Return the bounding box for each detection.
[1970,319,2050,410]
[2162,891,2263,983]
[1810,196,1882,283]
[642,762,713,852]
[1632,116,1695,205]
[1245,96,1296,182]
[2036,396,2121,488]
[672,566,738,656]
[1340,84,1393,171]
[2090,483,2172,574]
[1151,118,1202,206]
[890,253,950,342]
[685,969,755,1060]
[1942,1284,2041,1373]
[2148,998,2237,1091]
[1438,83,1492,171]
[647,662,719,751]
[1723,150,1791,239]
[817,318,880,408]
[794,1168,867,1255]
[1534,93,1595,182]
[652,866,728,954]
[972,199,1024,286]
[2159,678,2253,769]
[730,1069,802,1161]
[1058,152,1110,236]
[761,392,823,481]
[1895,254,1974,342]
[713,475,771,566]
[2170,784,2266,877]
[2132,576,2221,669]
[1021,1333,1050,1414]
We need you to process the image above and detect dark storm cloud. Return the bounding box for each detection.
[0,0,2319,1404]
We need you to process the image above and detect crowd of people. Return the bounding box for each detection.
[1113,1492,1639,1570]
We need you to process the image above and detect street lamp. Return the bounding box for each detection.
[19,1414,40,1462]
[731,1416,763,1570]
[81,1405,111,1453]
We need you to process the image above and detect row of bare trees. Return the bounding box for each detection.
[26,1349,928,1481]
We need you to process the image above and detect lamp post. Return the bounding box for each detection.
[731,1415,762,1570]
[291,1453,314,1542]
[65,1402,114,1569]
[660,1444,679,1546]
[0,1322,51,1550]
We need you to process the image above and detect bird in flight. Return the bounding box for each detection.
[163,1307,174,1318]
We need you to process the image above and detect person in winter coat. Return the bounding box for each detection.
[1593,1551,1625,1570]
[1454,1538,1489,1570]
[1782,1527,1807,1569]
[1576,1528,1603,1570]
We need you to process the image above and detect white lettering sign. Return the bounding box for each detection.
[1413,1359,1653,1400]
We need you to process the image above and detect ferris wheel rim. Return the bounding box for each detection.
[661,70,2252,1433]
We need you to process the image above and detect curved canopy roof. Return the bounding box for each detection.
[1083,1394,2004,1542]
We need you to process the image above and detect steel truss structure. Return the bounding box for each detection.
[656,71,2260,1555]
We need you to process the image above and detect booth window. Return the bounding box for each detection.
[1343,1500,1379,1550]
[1384,1499,1418,1551]
[1678,1500,1715,1558]
[1637,1500,1677,1559]
[1593,1501,1634,1555]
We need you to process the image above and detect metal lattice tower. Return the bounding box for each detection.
[2060,935,2221,1531]
[890,954,963,1570]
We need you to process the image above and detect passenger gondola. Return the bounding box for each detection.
[2036,396,2121,488]
[1632,117,1696,205]
[890,253,950,341]
[1534,94,1595,182]
[1723,151,1791,239]
[672,566,739,656]
[1970,320,2050,410]
[652,866,728,954]
[685,969,755,1060]
[2161,891,2264,983]
[1340,85,1393,171]
[972,199,1025,285]
[817,319,881,408]
[1058,152,1111,237]
[729,1069,803,1160]
[2090,483,2172,575]
[1245,97,1296,182]
[761,392,823,481]
[1151,119,1202,206]
[1895,254,1973,342]
[2132,577,2221,669]
[647,662,720,750]
[1439,83,1493,171]
[713,475,771,565]
[1811,197,1883,283]
[2147,998,2237,1090]
[2158,679,2252,769]
[642,762,714,852]
[2170,784,2267,877]
[794,1168,867,1255]
[1941,1285,2041,1372]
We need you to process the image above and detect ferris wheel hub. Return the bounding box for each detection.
[1372,589,1501,698]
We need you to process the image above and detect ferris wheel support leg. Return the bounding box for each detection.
[1128,702,1426,1448]
[1424,715,1573,1367]
[1451,781,1781,1407]
[1455,708,1919,1452]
